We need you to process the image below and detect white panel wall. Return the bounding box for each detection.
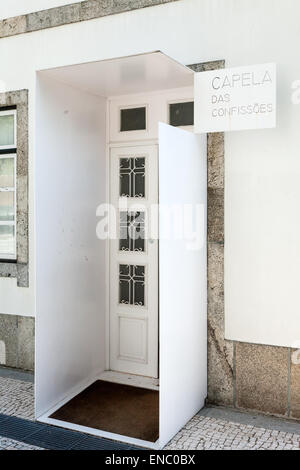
[35,76,106,417]
[0,0,299,345]
[159,124,207,448]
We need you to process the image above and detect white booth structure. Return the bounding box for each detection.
[35,52,207,449]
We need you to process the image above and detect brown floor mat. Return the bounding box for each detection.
[51,380,159,442]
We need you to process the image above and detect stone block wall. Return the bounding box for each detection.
[0,314,34,371]
[189,61,300,421]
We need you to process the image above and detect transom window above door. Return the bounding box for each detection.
[109,88,194,142]
[169,101,194,127]
[120,106,146,132]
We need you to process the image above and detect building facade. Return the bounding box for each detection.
[0,0,299,424]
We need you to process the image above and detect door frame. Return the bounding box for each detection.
[105,87,194,374]
[108,143,159,378]
[105,138,159,372]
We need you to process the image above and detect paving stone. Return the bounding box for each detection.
[27,3,81,32]
[17,317,35,371]
[0,16,26,38]
[207,242,224,317]
[0,1,179,38]
[236,343,289,416]
[208,188,224,243]
[0,377,34,420]
[166,415,300,450]
[0,437,42,450]
[207,242,234,406]
[0,316,18,368]
[0,315,34,371]
[290,349,300,419]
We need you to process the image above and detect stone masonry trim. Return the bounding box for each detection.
[0,90,29,287]
[0,314,34,371]
[188,60,233,407]
[0,0,179,39]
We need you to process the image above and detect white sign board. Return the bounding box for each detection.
[194,63,276,133]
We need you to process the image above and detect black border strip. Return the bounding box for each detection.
[0,105,17,111]
[0,148,17,155]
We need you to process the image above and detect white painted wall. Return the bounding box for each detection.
[0,0,299,346]
[0,0,83,20]
[35,75,106,417]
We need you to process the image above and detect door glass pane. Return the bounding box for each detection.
[119,264,145,306]
[0,158,14,187]
[120,107,146,132]
[0,225,15,255]
[119,211,145,252]
[0,192,14,221]
[120,157,145,198]
[169,101,194,127]
[0,114,15,147]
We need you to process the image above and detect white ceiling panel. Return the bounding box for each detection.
[39,52,194,97]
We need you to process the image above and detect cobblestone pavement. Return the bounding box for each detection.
[0,437,42,450]
[165,415,300,450]
[0,376,34,420]
[1,374,300,450]
[0,376,37,450]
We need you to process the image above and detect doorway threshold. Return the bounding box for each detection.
[38,380,160,449]
[99,371,159,391]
